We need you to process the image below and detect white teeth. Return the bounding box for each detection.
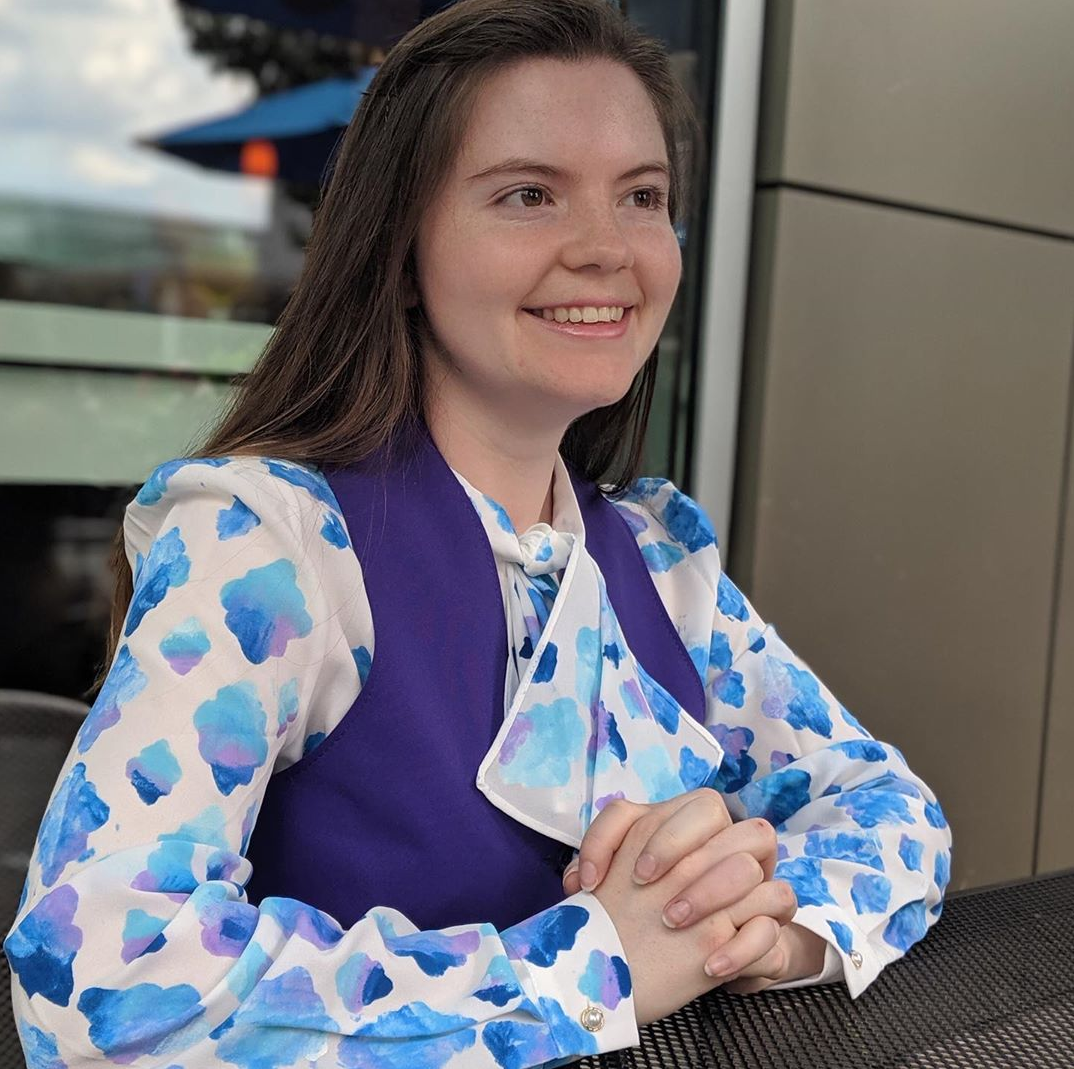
[533,305,628,323]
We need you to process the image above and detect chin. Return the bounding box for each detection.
[545,379,639,419]
[580,367,647,407]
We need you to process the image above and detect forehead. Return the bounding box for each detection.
[455,58,667,174]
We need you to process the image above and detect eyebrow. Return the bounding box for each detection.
[466,157,670,184]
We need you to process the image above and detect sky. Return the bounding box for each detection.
[0,0,271,229]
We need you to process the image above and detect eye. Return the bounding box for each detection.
[630,187,669,211]
[499,186,552,208]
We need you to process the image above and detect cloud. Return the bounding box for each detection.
[0,0,268,227]
[71,144,155,189]
[0,42,23,89]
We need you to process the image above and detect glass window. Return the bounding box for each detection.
[0,0,718,698]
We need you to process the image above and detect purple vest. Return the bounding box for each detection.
[243,426,705,931]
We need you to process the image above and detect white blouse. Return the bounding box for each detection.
[4,453,952,1068]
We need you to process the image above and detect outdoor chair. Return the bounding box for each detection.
[0,689,88,1065]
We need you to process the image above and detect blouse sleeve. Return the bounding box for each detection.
[615,479,953,999]
[4,457,638,1068]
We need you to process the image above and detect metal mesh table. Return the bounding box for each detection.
[3,871,1071,1067]
[575,870,1074,1069]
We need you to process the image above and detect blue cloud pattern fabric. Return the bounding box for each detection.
[456,468,726,848]
[613,479,952,991]
[5,455,951,1067]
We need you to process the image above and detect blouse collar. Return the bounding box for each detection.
[450,454,583,576]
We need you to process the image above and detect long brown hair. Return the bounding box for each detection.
[98,0,702,687]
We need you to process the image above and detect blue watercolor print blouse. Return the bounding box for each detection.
[4,454,952,1068]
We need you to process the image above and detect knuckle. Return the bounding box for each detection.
[696,788,730,824]
[738,853,764,885]
[774,880,798,913]
[752,818,777,851]
[601,801,642,839]
[700,915,733,955]
[602,798,637,823]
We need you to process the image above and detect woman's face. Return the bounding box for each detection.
[415,57,683,437]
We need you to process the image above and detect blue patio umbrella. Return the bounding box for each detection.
[179,1,457,45]
[143,68,377,185]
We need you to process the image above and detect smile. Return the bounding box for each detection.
[529,305,627,323]
[522,306,633,339]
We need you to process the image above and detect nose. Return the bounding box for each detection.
[559,203,635,273]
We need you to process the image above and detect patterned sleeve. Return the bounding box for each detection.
[3,457,638,1068]
[614,479,953,999]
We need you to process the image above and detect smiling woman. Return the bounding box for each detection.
[4,2,951,1067]
[416,57,684,521]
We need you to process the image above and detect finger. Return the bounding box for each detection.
[578,793,698,891]
[732,818,778,882]
[661,851,764,929]
[630,788,732,885]
[664,817,778,890]
[562,858,581,895]
[658,818,778,923]
[704,914,781,980]
[756,821,778,882]
[726,879,798,931]
[574,800,646,890]
[723,940,787,984]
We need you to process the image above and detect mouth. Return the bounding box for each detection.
[521,305,634,339]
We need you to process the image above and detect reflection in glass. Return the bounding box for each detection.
[0,0,718,697]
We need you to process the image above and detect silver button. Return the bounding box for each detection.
[580,1005,605,1032]
[849,950,863,969]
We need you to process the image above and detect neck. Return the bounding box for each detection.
[424,393,562,534]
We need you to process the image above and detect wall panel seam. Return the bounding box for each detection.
[755,180,1074,244]
[1033,313,1074,872]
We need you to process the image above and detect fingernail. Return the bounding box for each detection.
[662,901,691,928]
[704,956,731,978]
[579,860,598,891]
[633,853,657,884]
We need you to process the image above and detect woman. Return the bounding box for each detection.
[5,1,951,1066]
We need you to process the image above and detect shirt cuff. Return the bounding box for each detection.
[765,938,843,991]
[775,909,883,999]
[502,891,640,1059]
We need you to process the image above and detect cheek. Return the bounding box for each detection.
[428,240,526,327]
[633,233,682,347]
[649,230,683,300]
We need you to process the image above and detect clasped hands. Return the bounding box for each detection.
[562,789,825,1025]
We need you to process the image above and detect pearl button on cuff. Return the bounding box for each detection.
[580,1005,605,1032]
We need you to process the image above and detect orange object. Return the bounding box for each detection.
[240,139,279,178]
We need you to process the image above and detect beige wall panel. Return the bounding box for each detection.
[757,0,1074,236]
[734,189,1074,889]
[1038,410,1074,872]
